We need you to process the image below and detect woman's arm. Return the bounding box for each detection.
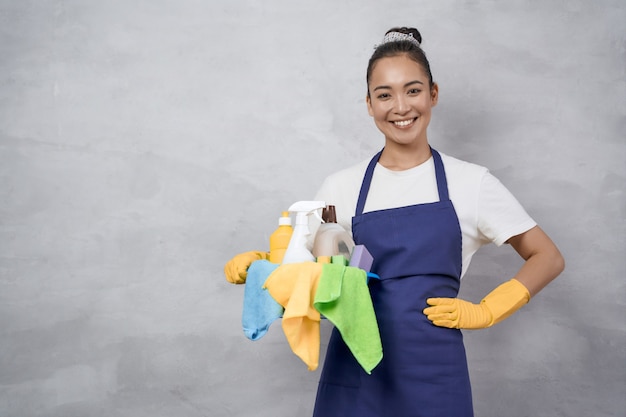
[507,225,565,297]
[424,225,565,329]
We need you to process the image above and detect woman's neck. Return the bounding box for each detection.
[378,141,432,171]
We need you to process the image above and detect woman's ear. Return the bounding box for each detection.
[431,83,439,106]
[366,94,374,116]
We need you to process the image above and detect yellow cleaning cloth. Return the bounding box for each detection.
[314,263,383,374]
[263,262,323,371]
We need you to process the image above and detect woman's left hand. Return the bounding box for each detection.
[424,297,492,329]
[424,279,530,329]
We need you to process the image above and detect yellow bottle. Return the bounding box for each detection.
[269,211,293,264]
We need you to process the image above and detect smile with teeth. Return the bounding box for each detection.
[393,117,417,127]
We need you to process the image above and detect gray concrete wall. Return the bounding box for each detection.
[1,1,624,416]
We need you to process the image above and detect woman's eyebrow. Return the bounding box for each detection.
[404,80,424,87]
[373,80,424,92]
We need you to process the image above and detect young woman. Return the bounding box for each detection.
[225,27,564,416]
[309,27,565,416]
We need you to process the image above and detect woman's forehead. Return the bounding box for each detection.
[369,55,429,83]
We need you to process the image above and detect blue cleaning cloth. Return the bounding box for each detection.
[242,260,284,341]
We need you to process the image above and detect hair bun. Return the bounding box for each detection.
[386,27,422,45]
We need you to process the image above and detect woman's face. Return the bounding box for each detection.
[366,54,438,149]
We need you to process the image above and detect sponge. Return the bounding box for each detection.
[349,245,373,272]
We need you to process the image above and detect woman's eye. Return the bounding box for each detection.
[408,88,422,95]
[377,93,391,100]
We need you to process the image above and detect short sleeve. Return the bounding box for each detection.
[477,172,537,246]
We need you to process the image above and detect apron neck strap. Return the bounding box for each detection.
[355,147,450,216]
[431,148,450,201]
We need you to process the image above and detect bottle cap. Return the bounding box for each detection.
[322,205,337,223]
[279,211,292,226]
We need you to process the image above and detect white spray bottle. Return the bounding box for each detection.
[282,200,326,264]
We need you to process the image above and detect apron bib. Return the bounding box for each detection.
[313,148,473,417]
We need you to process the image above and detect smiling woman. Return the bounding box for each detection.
[224,26,565,417]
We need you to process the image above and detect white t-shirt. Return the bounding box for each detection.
[313,152,536,278]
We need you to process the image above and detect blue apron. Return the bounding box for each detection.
[313,148,473,417]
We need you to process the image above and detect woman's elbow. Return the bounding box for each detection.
[551,246,566,278]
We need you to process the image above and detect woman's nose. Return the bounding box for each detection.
[395,96,410,114]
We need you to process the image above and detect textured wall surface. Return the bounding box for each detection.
[1,1,624,416]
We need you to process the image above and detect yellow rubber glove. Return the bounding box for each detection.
[224,251,269,284]
[423,279,531,329]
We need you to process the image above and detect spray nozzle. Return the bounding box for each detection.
[288,200,326,226]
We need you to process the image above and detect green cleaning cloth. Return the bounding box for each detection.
[314,261,383,374]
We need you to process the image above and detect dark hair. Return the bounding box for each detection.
[366,27,434,95]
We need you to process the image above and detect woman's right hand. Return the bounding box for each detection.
[224,251,269,284]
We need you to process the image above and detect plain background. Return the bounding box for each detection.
[1,1,624,416]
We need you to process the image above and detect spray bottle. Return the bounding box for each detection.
[281,200,326,264]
